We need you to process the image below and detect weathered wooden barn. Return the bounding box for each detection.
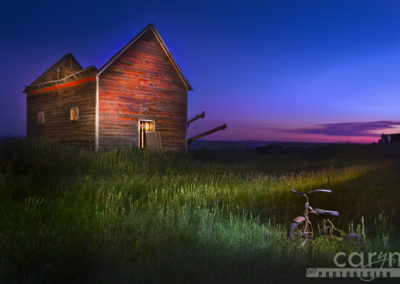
[23,24,193,152]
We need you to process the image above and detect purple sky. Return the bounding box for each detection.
[2,0,400,143]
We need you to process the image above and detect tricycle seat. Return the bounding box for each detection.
[314,208,339,217]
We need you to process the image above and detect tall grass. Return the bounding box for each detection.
[0,137,399,283]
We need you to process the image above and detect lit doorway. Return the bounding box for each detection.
[139,120,155,149]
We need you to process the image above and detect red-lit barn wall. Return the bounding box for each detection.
[26,80,96,149]
[98,30,188,151]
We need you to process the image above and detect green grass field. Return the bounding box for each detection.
[1,138,399,283]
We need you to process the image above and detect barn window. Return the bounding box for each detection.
[70,107,79,121]
[139,120,155,149]
[38,111,45,124]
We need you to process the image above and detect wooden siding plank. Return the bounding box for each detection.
[98,29,187,152]
[27,80,96,149]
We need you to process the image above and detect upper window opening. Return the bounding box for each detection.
[70,107,79,121]
[38,111,45,124]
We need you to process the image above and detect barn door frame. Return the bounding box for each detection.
[138,119,155,149]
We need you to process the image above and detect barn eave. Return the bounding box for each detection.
[23,65,98,94]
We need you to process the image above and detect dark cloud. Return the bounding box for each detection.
[285,121,400,137]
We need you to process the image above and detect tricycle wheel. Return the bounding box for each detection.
[288,221,312,244]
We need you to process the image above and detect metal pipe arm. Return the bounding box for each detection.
[187,124,227,144]
[187,111,205,127]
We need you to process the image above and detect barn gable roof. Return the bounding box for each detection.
[98,24,193,91]
[23,66,98,94]
[29,53,83,86]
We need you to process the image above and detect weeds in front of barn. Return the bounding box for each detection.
[0,137,399,283]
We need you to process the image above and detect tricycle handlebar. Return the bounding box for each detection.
[290,189,332,194]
